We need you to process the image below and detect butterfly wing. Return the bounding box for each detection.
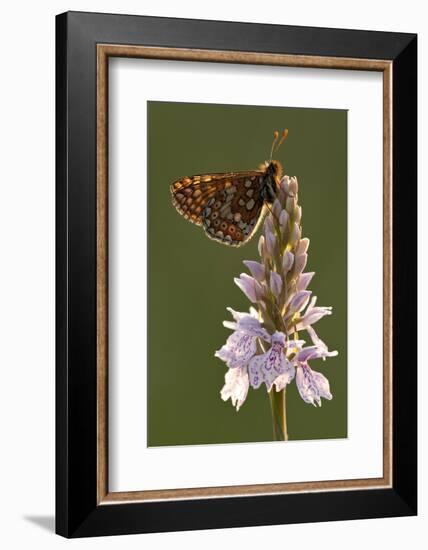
[201,173,268,247]
[170,171,264,229]
[171,178,224,226]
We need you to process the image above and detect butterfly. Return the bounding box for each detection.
[170,129,288,247]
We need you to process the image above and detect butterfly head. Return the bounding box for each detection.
[266,159,283,179]
[263,128,288,201]
[260,160,282,203]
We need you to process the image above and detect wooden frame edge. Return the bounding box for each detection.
[97,45,109,503]
[96,44,393,504]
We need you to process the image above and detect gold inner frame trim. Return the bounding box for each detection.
[96,44,393,505]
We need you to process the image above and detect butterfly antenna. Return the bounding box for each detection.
[269,130,279,161]
[274,128,289,154]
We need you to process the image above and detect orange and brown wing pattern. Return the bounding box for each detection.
[171,176,220,226]
[201,173,268,246]
[170,171,264,229]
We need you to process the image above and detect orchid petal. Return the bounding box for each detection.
[293,206,302,225]
[306,325,338,358]
[296,238,310,255]
[289,290,312,314]
[243,260,265,282]
[270,271,283,297]
[296,345,323,363]
[264,215,275,236]
[289,222,300,246]
[296,364,332,406]
[249,306,259,319]
[225,308,269,340]
[301,307,332,327]
[264,225,276,256]
[293,253,307,277]
[222,320,238,330]
[220,366,249,411]
[234,273,260,303]
[286,196,296,214]
[282,250,294,273]
[288,176,299,196]
[248,331,289,389]
[272,198,282,218]
[297,272,315,292]
[280,176,290,195]
[215,331,257,368]
[248,356,264,389]
[279,209,288,228]
[273,368,295,391]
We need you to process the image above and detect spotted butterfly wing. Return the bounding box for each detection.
[171,161,282,246]
[202,174,271,246]
[170,130,288,247]
[171,172,266,246]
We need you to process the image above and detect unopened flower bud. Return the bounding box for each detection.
[264,215,274,236]
[288,177,298,196]
[282,250,294,273]
[293,254,308,278]
[286,196,296,214]
[270,271,283,297]
[272,198,282,219]
[264,225,276,256]
[297,271,315,291]
[289,290,312,314]
[279,209,288,228]
[243,260,265,282]
[280,176,290,196]
[289,222,300,247]
[234,273,261,303]
[297,237,310,255]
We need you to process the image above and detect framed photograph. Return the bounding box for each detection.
[56,11,417,537]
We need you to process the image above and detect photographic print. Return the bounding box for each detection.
[148,101,347,446]
[57,14,417,536]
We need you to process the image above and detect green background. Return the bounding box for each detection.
[147,101,347,446]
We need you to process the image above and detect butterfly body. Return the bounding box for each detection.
[171,160,282,247]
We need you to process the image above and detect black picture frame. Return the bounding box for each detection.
[56,10,417,538]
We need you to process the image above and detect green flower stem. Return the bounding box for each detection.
[269,387,288,441]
